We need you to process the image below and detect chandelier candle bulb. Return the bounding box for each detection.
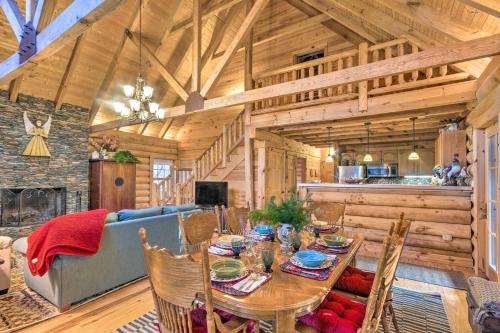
[149,102,159,113]
[143,86,153,98]
[114,102,125,114]
[123,85,135,97]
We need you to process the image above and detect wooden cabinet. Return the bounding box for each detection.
[435,130,467,167]
[89,160,136,212]
[398,149,435,175]
[382,151,397,163]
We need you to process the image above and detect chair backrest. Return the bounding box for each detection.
[223,207,248,235]
[139,228,216,333]
[178,211,218,254]
[360,215,412,333]
[312,200,346,227]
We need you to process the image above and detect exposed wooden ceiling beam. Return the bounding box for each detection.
[32,0,56,32]
[250,80,477,129]
[88,0,149,124]
[200,0,269,97]
[0,0,126,85]
[461,0,500,19]
[54,33,87,110]
[331,0,488,77]
[8,76,22,101]
[301,0,382,43]
[159,118,175,139]
[299,128,439,142]
[126,30,189,101]
[308,133,438,146]
[170,0,243,34]
[0,0,24,42]
[192,0,202,93]
[286,0,366,46]
[90,80,476,133]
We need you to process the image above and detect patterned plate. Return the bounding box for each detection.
[290,256,334,270]
[316,238,353,248]
[210,268,250,283]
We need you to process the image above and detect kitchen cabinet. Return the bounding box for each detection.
[435,130,467,167]
[398,149,435,175]
[382,151,397,163]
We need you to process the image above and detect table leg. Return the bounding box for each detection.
[275,310,296,332]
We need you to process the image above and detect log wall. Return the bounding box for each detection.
[300,184,473,272]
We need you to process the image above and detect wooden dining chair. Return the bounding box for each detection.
[223,207,247,235]
[297,230,405,333]
[332,213,411,333]
[312,200,347,230]
[139,228,252,333]
[178,211,218,254]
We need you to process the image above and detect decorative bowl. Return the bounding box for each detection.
[217,235,244,248]
[255,225,273,235]
[210,259,245,279]
[294,250,328,268]
[322,235,346,246]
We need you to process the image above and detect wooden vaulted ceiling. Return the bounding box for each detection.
[0,0,499,148]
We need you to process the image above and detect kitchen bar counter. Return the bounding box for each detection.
[298,183,473,272]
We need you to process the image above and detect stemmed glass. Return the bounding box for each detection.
[261,248,274,273]
[231,239,242,259]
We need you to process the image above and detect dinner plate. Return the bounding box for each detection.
[290,256,334,270]
[210,268,249,282]
[316,238,353,248]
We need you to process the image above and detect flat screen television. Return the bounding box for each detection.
[195,181,228,207]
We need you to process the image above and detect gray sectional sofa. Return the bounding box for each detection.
[13,206,200,310]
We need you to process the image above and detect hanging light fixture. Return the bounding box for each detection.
[114,0,164,122]
[363,122,373,162]
[408,117,420,160]
[325,126,335,163]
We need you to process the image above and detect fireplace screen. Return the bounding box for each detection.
[0,188,66,227]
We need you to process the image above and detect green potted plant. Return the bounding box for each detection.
[112,150,140,163]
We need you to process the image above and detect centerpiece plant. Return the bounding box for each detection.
[248,189,311,232]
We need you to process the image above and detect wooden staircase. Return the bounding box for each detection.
[176,110,245,204]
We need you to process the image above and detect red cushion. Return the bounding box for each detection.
[334,266,375,297]
[188,307,254,333]
[298,292,366,333]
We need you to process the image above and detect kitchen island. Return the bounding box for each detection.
[298,183,473,272]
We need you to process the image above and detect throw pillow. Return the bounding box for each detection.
[105,212,119,224]
[118,207,163,221]
[162,202,196,215]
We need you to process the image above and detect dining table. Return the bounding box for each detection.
[197,232,365,332]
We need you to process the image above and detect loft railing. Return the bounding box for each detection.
[252,38,468,113]
[151,174,175,206]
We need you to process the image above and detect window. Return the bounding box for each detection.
[296,49,324,64]
[487,133,498,274]
[151,160,174,205]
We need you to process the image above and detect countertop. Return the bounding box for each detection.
[297,182,473,192]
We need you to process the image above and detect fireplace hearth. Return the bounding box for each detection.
[0,188,66,227]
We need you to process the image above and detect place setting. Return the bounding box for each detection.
[308,234,354,254]
[279,249,340,281]
[208,235,246,257]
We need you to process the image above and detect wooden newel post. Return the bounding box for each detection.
[222,124,228,168]
[358,42,368,112]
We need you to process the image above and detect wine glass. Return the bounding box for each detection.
[261,248,274,273]
[231,239,242,259]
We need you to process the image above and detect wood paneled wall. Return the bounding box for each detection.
[89,131,178,209]
[304,185,473,272]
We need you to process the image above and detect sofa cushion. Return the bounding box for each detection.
[105,212,119,224]
[162,203,195,215]
[118,207,163,221]
[12,237,28,255]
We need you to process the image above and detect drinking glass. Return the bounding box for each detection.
[313,225,321,238]
[253,241,264,270]
[261,248,274,273]
[292,233,302,253]
[231,239,243,259]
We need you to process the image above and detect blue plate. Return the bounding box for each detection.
[294,250,328,268]
[255,225,273,235]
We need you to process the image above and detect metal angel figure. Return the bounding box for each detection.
[22,111,52,157]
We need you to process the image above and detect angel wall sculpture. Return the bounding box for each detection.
[22,111,52,157]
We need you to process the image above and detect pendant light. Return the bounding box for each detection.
[408,117,420,160]
[325,126,334,163]
[363,122,373,162]
[114,0,164,122]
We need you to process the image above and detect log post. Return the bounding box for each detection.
[358,42,368,112]
[222,124,228,168]
[244,0,255,209]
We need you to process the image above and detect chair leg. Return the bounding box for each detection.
[381,308,390,333]
[253,321,260,333]
[388,303,400,333]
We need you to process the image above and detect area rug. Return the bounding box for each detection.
[356,256,468,290]
[112,286,451,333]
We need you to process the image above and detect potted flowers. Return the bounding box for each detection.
[89,136,119,159]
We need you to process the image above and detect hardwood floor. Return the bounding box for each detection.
[18,277,472,333]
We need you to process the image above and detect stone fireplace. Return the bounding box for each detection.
[0,91,89,238]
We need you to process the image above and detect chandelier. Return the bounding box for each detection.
[114,0,164,122]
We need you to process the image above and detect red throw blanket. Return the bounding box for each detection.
[27,209,108,276]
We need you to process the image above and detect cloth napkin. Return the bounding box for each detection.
[211,271,272,296]
[208,245,234,256]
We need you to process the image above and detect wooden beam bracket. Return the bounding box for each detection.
[185,92,205,113]
[18,22,37,63]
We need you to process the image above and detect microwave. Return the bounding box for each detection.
[367,163,398,178]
